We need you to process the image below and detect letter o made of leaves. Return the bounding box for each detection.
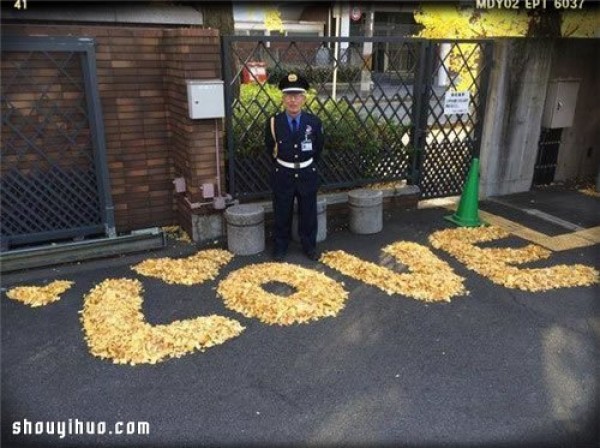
[217,262,349,326]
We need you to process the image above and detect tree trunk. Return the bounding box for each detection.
[527,9,562,37]
[201,2,234,36]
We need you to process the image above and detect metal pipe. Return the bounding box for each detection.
[437,43,451,87]
[327,6,332,47]
[360,6,374,95]
[215,119,223,198]
[332,3,341,101]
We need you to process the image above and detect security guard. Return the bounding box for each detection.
[265,73,324,261]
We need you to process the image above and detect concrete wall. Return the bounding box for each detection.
[480,38,600,197]
[550,40,600,182]
[479,39,553,198]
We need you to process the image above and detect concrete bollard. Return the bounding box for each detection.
[224,204,265,255]
[292,198,327,243]
[349,189,383,234]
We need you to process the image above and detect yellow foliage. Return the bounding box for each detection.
[415,4,599,38]
[561,10,600,37]
[414,5,527,92]
[264,8,284,33]
[448,43,480,92]
[414,5,599,91]
[415,5,529,39]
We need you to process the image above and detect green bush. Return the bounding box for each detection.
[232,83,411,179]
[232,83,282,157]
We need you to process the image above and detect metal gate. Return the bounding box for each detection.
[222,36,492,200]
[1,36,115,250]
[533,128,562,186]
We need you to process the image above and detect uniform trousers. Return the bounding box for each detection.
[272,163,318,255]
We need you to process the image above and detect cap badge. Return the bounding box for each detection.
[288,73,298,82]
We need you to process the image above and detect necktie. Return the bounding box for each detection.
[292,119,298,133]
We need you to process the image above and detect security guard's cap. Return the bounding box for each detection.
[279,72,309,94]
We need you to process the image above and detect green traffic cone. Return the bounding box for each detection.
[444,157,486,227]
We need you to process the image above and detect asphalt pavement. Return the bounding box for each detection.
[2,187,599,448]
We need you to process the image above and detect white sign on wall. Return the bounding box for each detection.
[443,91,470,115]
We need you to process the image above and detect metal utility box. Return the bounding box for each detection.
[186,80,225,119]
[542,80,580,129]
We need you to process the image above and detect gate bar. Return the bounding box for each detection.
[222,35,237,198]
[472,42,494,159]
[80,38,116,237]
[411,41,436,188]
[2,35,116,242]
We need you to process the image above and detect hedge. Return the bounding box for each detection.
[232,83,411,165]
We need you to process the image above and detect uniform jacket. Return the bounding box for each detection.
[265,111,324,164]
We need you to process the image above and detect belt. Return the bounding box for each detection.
[276,158,313,169]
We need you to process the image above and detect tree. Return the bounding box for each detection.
[200,2,234,36]
[415,6,529,38]
[413,4,599,91]
[264,8,284,33]
[561,9,600,37]
[414,4,600,38]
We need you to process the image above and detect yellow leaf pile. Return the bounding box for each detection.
[6,280,74,307]
[161,225,192,243]
[429,226,600,291]
[578,187,600,198]
[321,242,466,302]
[80,278,244,365]
[368,180,406,190]
[131,249,233,285]
[217,263,349,325]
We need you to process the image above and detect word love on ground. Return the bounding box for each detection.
[6,226,598,366]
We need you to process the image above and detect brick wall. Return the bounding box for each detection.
[163,28,223,238]
[2,23,223,236]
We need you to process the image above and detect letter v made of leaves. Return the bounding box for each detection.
[321,241,467,302]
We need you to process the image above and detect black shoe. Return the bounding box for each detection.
[304,250,320,261]
[273,251,286,262]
